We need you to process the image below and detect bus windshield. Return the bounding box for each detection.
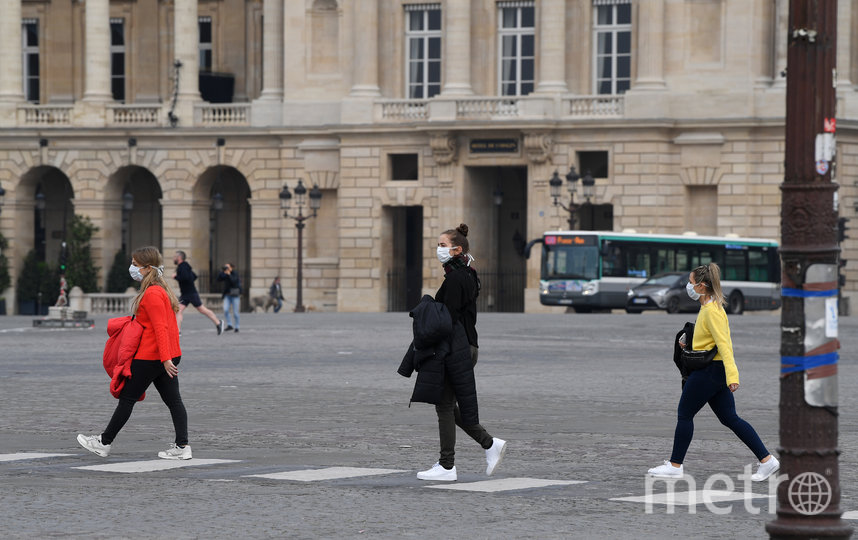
[543,244,599,280]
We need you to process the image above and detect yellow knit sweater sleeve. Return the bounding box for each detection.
[693,302,739,386]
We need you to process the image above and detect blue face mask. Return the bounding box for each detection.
[686,281,701,300]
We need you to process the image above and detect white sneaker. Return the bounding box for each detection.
[751,456,780,482]
[217,320,225,336]
[158,443,192,460]
[485,438,508,476]
[648,460,683,478]
[77,434,111,457]
[416,463,457,481]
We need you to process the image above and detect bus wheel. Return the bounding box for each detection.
[728,291,744,315]
[666,297,680,314]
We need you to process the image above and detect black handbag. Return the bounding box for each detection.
[681,346,718,372]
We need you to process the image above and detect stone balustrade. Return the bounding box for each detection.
[196,103,251,126]
[108,104,163,126]
[18,104,73,126]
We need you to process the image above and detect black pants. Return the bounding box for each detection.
[101,358,188,446]
[670,361,768,464]
[435,346,493,469]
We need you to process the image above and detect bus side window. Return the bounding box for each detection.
[748,248,768,282]
[725,249,748,281]
[602,245,625,277]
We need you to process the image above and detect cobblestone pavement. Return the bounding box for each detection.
[1,309,856,539]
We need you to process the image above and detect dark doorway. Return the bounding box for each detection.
[466,166,528,312]
[387,206,423,311]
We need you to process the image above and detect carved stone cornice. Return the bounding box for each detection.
[430,133,457,166]
[524,132,553,164]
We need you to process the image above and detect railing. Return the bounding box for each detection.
[475,271,527,313]
[456,98,520,119]
[108,104,162,126]
[565,95,624,117]
[196,103,251,125]
[378,99,429,121]
[87,293,134,314]
[18,104,73,126]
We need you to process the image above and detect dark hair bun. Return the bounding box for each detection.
[456,223,469,237]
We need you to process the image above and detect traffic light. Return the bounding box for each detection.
[837,217,850,243]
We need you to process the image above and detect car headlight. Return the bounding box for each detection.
[627,289,635,297]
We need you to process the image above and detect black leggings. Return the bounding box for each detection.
[101,358,188,446]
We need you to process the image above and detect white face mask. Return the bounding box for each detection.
[686,281,701,300]
[129,264,144,282]
[436,246,453,265]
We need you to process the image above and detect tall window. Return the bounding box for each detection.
[593,0,632,95]
[405,5,441,99]
[498,2,535,96]
[110,18,125,102]
[199,16,212,71]
[22,19,39,103]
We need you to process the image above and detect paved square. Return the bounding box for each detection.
[73,458,240,473]
[0,452,75,462]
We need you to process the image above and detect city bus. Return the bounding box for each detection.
[528,231,781,314]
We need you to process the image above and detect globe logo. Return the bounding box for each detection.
[788,472,832,516]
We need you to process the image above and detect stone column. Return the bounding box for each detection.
[535,0,568,93]
[633,0,666,90]
[772,0,788,88]
[442,0,473,95]
[258,0,284,101]
[82,0,113,102]
[837,0,853,90]
[0,0,24,104]
[349,0,380,96]
[173,0,200,122]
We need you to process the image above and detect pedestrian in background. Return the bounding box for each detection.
[77,246,192,460]
[416,223,507,482]
[648,262,779,481]
[269,276,285,313]
[173,250,225,335]
[218,262,241,332]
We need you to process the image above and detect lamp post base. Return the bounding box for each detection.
[293,305,305,313]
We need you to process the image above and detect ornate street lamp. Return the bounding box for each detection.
[548,166,597,230]
[581,170,596,203]
[121,190,134,253]
[280,180,322,313]
[209,191,223,288]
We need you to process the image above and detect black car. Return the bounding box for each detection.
[625,272,700,314]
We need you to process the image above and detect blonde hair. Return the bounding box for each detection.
[130,246,180,315]
[692,262,726,308]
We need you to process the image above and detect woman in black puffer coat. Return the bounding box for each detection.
[416,223,507,482]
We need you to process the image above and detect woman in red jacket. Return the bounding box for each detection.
[77,246,191,460]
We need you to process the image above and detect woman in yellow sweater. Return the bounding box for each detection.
[648,263,779,481]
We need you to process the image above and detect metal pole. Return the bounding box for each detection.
[294,218,305,313]
[767,1,851,538]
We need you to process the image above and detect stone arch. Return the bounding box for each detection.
[16,166,74,266]
[105,166,164,257]
[191,166,252,298]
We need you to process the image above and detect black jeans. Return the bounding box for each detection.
[670,361,768,464]
[435,346,493,469]
[101,358,188,446]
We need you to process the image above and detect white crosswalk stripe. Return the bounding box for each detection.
[611,489,772,506]
[842,511,858,520]
[0,452,75,462]
[246,466,406,482]
[73,458,240,473]
[426,478,586,493]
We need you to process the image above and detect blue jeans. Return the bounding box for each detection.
[223,295,240,328]
[670,361,769,464]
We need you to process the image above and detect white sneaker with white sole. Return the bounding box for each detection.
[648,460,684,478]
[77,434,111,457]
[158,443,192,460]
[416,463,457,481]
[751,456,780,481]
[485,438,507,476]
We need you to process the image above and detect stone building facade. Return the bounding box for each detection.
[0,0,856,313]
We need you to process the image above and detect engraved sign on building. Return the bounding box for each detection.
[469,138,519,153]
